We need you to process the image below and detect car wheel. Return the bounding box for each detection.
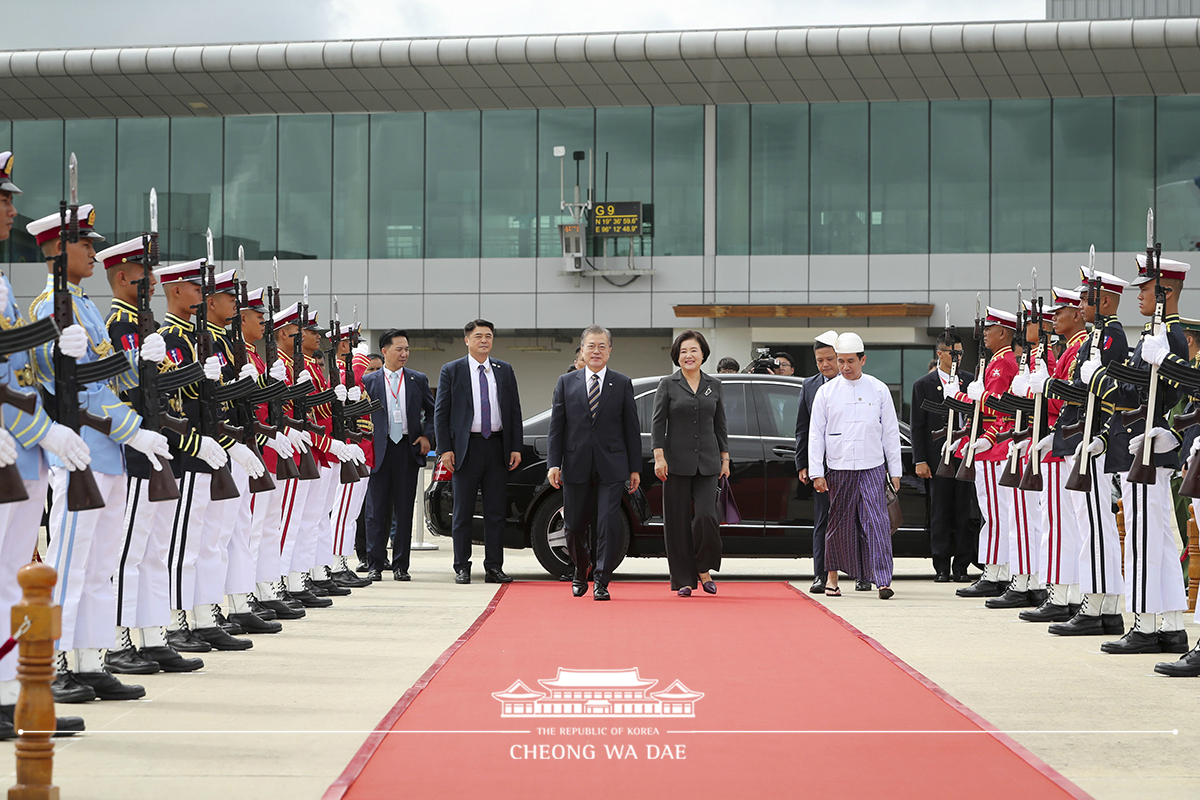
[529,493,631,579]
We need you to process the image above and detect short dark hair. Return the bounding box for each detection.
[935,331,961,348]
[368,352,384,363]
[773,351,794,366]
[378,328,409,351]
[670,330,710,366]
[716,357,739,372]
[814,340,835,353]
[464,318,495,335]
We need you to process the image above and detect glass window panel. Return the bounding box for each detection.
[1114,97,1155,254]
[930,100,990,254]
[332,115,369,260]
[870,102,928,255]
[652,106,703,257]
[1155,95,1200,253]
[537,108,593,258]
[65,120,116,244]
[277,115,331,260]
[716,105,749,256]
[10,120,64,264]
[751,104,808,256]
[168,117,222,262]
[223,116,276,260]
[811,103,868,255]
[115,118,169,245]
[1052,98,1113,253]
[481,109,537,259]
[425,110,480,259]
[992,99,1051,253]
[369,113,424,259]
[595,107,651,257]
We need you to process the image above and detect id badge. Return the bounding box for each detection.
[393,408,404,425]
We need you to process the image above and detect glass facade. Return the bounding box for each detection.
[1,97,1197,264]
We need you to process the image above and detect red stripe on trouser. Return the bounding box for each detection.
[1052,462,1062,583]
[1013,487,1025,573]
[279,480,298,552]
[984,463,998,563]
[334,486,352,554]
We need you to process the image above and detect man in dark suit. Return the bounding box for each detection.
[547,325,641,601]
[435,319,523,585]
[910,331,979,582]
[795,331,840,594]
[361,328,435,582]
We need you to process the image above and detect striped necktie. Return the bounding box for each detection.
[588,374,600,421]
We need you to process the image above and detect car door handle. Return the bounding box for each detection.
[772,446,797,457]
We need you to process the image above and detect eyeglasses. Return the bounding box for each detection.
[583,344,609,353]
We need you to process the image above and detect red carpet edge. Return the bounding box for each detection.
[322,583,512,800]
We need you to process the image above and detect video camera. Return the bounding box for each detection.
[746,347,780,375]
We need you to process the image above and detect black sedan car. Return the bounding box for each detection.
[425,373,933,579]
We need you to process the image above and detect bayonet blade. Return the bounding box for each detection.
[237,245,245,282]
[1088,244,1095,273]
[68,153,78,205]
[944,303,950,330]
[333,295,340,327]
[1147,208,1155,249]
[271,256,279,289]
[303,276,309,307]
[149,188,158,234]
[205,228,214,266]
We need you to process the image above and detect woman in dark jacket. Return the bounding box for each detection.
[651,330,729,597]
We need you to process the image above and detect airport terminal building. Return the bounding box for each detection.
[1,2,1199,411]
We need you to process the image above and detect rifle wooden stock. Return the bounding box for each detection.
[246,438,276,494]
[1018,446,1044,492]
[254,420,278,438]
[1059,420,1084,440]
[931,426,946,441]
[219,421,245,441]
[160,414,189,436]
[1127,435,1158,485]
[1174,408,1200,433]
[1121,404,1148,427]
[209,464,240,500]
[0,384,37,415]
[339,458,361,485]
[1181,458,1200,498]
[80,409,113,436]
[0,381,33,501]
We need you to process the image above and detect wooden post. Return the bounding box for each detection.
[9,563,60,800]
[1116,499,1126,578]
[1189,505,1199,614]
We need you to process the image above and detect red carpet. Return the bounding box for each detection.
[327,582,1090,800]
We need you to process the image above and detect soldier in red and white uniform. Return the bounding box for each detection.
[328,323,374,586]
[952,307,1018,599]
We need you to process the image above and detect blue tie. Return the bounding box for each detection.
[479,363,492,438]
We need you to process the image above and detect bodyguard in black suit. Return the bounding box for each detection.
[361,329,435,582]
[547,326,641,601]
[794,332,840,593]
[434,319,523,584]
[909,332,978,582]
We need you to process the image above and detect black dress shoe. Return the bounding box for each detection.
[854,579,871,592]
[312,578,352,596]
[247,595,278,620]
[808,577,826,594]
[593,583,610,601]
[956,579,1005,598]
[0,705,85,739]
[1048,613,1107,636]
[355,561,370,573]
[213,610,245,635]
[74,671,146,700]
[1101,614,1126,634]
[455,569,471,584]
[192,626,254,651]
[306,580,330,597]
[51,671,96,704]
[951,572,972,583]
[332,570,372,588]
[1019,601,1073,623]
[934,572,951,583]
[166,627,213,653]
[1027,588,1048,607]
[279,589,305,610]
[258,598,305,620]
[984,588,1036,609]
[485,568,513,584]
[228,612,283,634]
[1159,629,1189,654]
[1101,630,1162,654]
[288,589,333,608]
[1154,643,1200,677]
[393,570,411,581]
[367,569,383,582]
[1067,603,1082,618]
[572,569,588,597]
[103,647,160,675]
[138,646,204,673]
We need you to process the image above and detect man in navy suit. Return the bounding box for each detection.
[361,329,435,582]
[794,331,840,594]
[434,319,523,584]
[547,325,641,600]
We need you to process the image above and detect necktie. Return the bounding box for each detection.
[389,371,403,444]
[479,363,492,438]
[588,374,600,422]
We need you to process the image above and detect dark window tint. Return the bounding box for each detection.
[750,382,800,439]
[635,391,654,434]
[719,381,756,437]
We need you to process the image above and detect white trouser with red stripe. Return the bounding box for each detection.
[331,478,369,559]
[305,466,342,576]
[0,471,49,683]
[974,460,1012,583]
[1039,456,1081,605]
[1007,452,1045,592]
[252,481,287,599]
[224,463,259,596]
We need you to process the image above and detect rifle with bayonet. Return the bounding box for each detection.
[194,234,242,500]
[228,247,278,494]
[262,265,302,481]
[0,295,59,503]
[342,305,379,478]
[1125,209,1167,486]
[326,298,360,486]
[928,304,967,478]
[998,284,1031,489]
[1019,283,1050,492]
[290,277,329,481]
[1063,246,1104,492]
[956,294,990,483]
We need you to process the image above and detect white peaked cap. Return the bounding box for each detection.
[814,330,839,347]
[834,332,864,354]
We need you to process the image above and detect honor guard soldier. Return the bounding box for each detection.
[1049,267,1130,637]
[28,206,173,702]
[1083,254,1190,655]
[0,154,90,735]
[329,321,374,588]
[99,237,205,676]
[953,308,1018,599]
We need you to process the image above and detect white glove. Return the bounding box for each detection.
[1011,369,1030,397]
[239,361,259,381]
[971,438,992,457]
[270,358,287,382]
[37,423,90,471]
[296,369,312,384]
[1085,436,1106,457]
[334,384,347,403]
[1035,433,1054,456]
[328,439,353,463]
[0,276,9,313]
[966,380,984,402]
[348,443,366,465]
[266,431,295,459]
[1013,438,1030,457]
[285,426,310,453]
[0,429,17,468]
[1080,358,1101,384]
[203,355,222,381]
[1128,426,1180,456]
[1191,436,1200,462]
[944,378,960,398]
[348,386,362,402]
[58,324,88,360]
[1028,366,1049,395]
[228,442,265,479]
[196,436,228,470]
[1141,331,1170,367]
[126,428,173,471]
[140,332,167,364]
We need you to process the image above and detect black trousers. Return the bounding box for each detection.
[811,488,830,576]
[354,506,367,563]
[563,474,625,585]
[451,433,507,574]
[364,439,421,572]
[927,466,979,574]
[662,472,721,591]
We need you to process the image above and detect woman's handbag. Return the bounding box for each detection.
[718,476,741,525]
[885,479,903,535]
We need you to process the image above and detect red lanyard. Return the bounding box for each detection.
[389,370,403,402]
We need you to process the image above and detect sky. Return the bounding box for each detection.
[0,0,1048,51]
